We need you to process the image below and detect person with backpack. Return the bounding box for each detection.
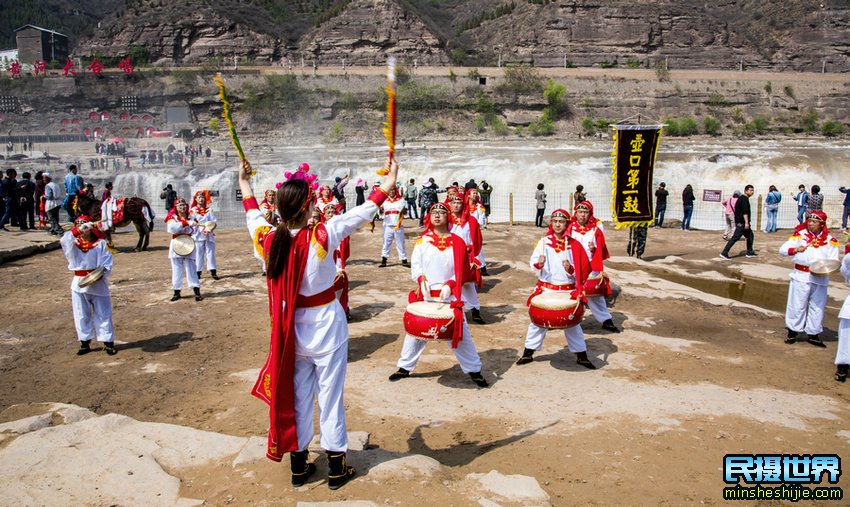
[404,178,419,220]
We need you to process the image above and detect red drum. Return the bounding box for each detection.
[404,301,455,341]
[584,273,608,297]
[528,292,584,329]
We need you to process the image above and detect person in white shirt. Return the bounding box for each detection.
[43,172,64,235]
[239,158,399,490]
[388,202,488,387]
[516,209,597,369]
[190,190,219,280]
[60,215,117,355]
[165,197,203,301]
[379,186,408,267]
[567,201,620,333]
[779,211,840,347]
[834,243,850,382]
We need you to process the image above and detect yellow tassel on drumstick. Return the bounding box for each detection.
[214,74,255,177]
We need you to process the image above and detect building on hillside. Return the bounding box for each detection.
[15,25,69,63]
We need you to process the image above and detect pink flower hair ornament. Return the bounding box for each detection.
[274,162,320,212]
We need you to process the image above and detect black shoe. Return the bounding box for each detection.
[745,252,758,258]
[719,252,731,260]
[345,309,351,322]
[576,351,597,369]
[401,259,410,267]
[327,451,356,490]
[389,368,410,381]
[210,269,220,280]
[470,308,485,324]
[193,287,203,302]
[103,342,118,355]
[785,328,798,343]
[469,372,489,387]
[290,450,316,487]
[480,267,489,276]
[807,335,826,348]
[170,290,181,302]
[77,340,92,356]
[601,319,620,333]
[379,257,387,268]
[516,348,535,365]
[836,365,849,383]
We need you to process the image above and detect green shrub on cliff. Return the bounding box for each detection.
[822,121,845,137]
[581,118,595,136]
[496,65,544,99]
[703,117,721,136]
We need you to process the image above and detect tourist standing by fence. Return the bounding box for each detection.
[764,185,782,233]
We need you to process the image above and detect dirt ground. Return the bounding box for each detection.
[1,219,849,505]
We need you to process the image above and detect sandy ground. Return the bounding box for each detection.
[1,220,850,505]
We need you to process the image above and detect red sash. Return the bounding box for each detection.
[251,227,311,462]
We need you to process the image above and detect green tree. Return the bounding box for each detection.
[208,118,221,134]
[581,117,595,136]
[543,79,568,120]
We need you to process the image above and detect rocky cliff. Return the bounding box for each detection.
[68,0,850,72]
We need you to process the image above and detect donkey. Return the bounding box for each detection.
[74,191,155,251]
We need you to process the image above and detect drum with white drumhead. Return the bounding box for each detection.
[404,301,456,341]
[528,291,584,329]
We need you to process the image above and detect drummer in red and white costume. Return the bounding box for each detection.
[316,184,339,213]
[467,188,488,276]
[567,200,620,333]
[388,202,488,387]
[448,193,485,324]
[190,189,219,280]
[379,186,408,268]
[780,211,840,347]
[516,209,597,368]
[61,215,118,356]
[324,204,352,321]
[260,189,280,226]
[239,160,398,489]
[166,197,203,302]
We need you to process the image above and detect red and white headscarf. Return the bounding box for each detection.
[190,190,212,216]
[794,210,832,246]
[165,197,190,226]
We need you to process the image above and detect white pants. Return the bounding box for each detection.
[476,249,486,269]
[381,227,407,260]
[461,283,480,311]
[785,279,827,335]
[294,343,349,452]
[524,322,586,353]
[586,295,612,323]
[836,319,850,365]
[195,240,217,271]
[71,291,114,343]
[171,257,199,290]
[396,318,482,374]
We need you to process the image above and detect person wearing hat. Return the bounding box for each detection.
[165,197,203,301]
[467,188,488,275]
[378,185,408,267]
[779,210,840,348]
[60,215,117,355]
[834,240,850,381]
[43,173,64,235]
[388,201,488,387]
[568,200,620,333]
[449,191,485,324]
[516,209,598,368]
[190,190,219,280]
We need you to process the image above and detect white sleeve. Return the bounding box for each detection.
[325,200,379,252]
[841,253,850,284]
[60,231,77,260]
[100,242,114,274]
[529,239,545,273]
[779,236,799,257]
[166,219,192,235]
[410,240,424,282]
